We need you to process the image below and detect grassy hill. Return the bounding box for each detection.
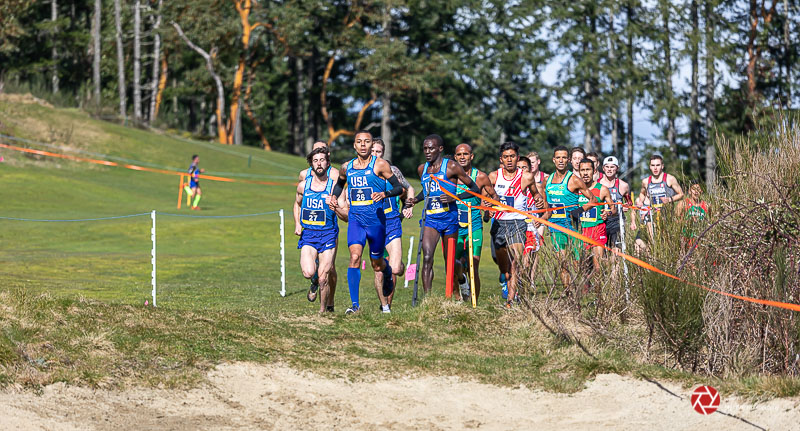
[2,93,798,399]
[0,92,458,310]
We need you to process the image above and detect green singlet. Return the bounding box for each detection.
[578,183,605,229]
[456,168,483,259]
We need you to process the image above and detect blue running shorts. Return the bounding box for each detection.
[348,219,386,259]
[421,211,458,236]
[385,216,403,246]
[298,228,338,253]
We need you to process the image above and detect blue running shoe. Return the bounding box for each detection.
[500,274,508,299]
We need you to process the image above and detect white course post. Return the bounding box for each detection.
[279,209,286,297]
[151,210,157,307]
[404,236,414,288]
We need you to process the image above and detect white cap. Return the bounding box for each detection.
[603,156,619,167]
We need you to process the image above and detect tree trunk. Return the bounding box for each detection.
[705,0,717,190]
[661,0,676,155]
[381,5,392,161]
[293,56,305,155]
[172,77,178,114]
[148,0,163,124]
[113,0,126,122]
[51,0,59,94]
[382,93,392,161]
[92,0,101,109]
[689,0,700,174]
[173,22,227,144]
[784,0,792,104]
[609,12,618,157]
[583,80,592,151]
[133,0,142,123]
[626,1,635,174]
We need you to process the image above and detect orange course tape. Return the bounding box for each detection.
[431,175,800,312]
[0,142,293,186]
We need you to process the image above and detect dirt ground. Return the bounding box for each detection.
[1,362,799,430]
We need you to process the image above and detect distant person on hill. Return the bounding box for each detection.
[186,155,205,210]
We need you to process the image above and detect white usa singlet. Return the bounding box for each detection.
[493,168,527,220]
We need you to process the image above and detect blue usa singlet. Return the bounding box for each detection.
[421,158,457,218]
[545,171,580,231]
[300,167,338,232]
[346,156,386,226]
[383,177,401,219]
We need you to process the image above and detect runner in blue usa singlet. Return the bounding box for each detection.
[421,157,458,235]
[346,155,387,259]
[298,167,338,253]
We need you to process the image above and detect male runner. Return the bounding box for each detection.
[637,154,684,215]
[488,142,546,308]
[453,143,498,301]
[570,147,586,175]
[329,131,405,314]
[676,183,709,248]
[371,138,414,306]
[586,152,602,182]
[406,135,482,298]
[293,147,348,313]
[526,151,549,240]
[599,156,631,251]
[186,155,205,210]
[542,146,597,292]
[569,147,587,228]
[297,141,338,303]
[517,156,544,286]
[298,141,330,182]
[577,159,615,282]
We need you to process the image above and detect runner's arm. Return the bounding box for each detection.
[569,175,596,211]
[293,182,304,236]
[476,171,499,201]
[329,163,348,209]
[335,193,349,222]
[665,175,684,203]
[450,160,481,199]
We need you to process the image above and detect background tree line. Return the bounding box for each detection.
[1,0,797,182]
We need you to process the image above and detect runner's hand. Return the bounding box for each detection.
[402,207,414,219]
[327,194,338,210]
[440,194,455,204]
[534,196,544,209]
[371,191,386,202]
[405,197,418,207]
[294,224,302,236]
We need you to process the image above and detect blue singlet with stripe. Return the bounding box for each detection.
[300,167,337,232]
[421,158,457,217]
[383,177,401,219]
[545,171,580,231]
[346,156,386,226]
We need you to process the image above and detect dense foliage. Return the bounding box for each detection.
[1,0,798,178]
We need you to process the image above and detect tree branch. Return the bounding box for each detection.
[172,21,227,144]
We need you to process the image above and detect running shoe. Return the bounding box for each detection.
[381,304,391,314]
[459,275,471,300]
[500,274,508,299]
[325,305,335,313]
[345,305,360,315]
[307,280,319,302]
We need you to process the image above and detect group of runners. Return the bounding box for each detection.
[292,131,709,314]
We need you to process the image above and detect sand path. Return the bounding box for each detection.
[2,363,798,430]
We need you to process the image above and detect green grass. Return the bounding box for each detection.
[1,94,798,399]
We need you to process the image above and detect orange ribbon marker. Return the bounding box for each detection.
[0,142,293,187]
[431,175,800,313]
